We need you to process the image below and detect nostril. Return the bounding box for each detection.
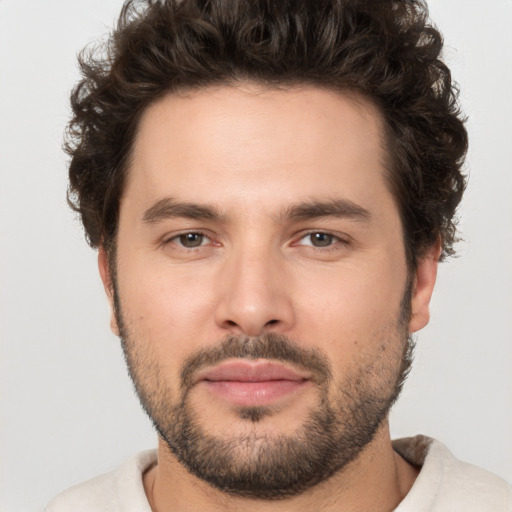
[265,319,279,326]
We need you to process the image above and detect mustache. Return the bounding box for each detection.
[180,333,333,390]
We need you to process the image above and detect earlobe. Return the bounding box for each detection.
[409,242,441,334]
[98,247,120,337]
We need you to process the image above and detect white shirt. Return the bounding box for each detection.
[46,436,512,511]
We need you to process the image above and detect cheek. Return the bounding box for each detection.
[116,261,218,362]
[292,260,407,358]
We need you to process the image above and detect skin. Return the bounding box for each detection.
[98,84,439,512]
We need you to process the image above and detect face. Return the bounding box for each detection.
[99,84,437,498]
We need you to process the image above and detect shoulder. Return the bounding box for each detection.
[394,436,512,512]
[45,450,157,512]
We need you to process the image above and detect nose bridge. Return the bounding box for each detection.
[215,236,294,336]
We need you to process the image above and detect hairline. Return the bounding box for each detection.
[104,79,422,271]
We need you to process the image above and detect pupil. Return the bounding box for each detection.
[180,233,203,247]
[312,233,332,247]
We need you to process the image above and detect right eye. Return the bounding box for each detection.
[166,232,212,249]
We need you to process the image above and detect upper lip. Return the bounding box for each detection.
[195,360,310,383]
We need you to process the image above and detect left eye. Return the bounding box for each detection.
[174,232,210,248]
[299,232,339,248]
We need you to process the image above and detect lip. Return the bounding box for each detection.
[196,359,310,383]
[195,360,311,406]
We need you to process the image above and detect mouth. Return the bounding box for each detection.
[194,359,312,407]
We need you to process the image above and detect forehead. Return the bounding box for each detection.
[126,84,392,218]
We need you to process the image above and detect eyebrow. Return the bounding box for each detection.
[142,197,224,224]
[282,199,371,222]
[142,197,371,225]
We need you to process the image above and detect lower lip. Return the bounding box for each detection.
[202,379,308,406]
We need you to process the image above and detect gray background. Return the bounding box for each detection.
[1,1,511,510]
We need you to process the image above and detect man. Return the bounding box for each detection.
[46,0,511,510]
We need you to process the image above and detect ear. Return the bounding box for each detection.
[98,247,120,337]
[409,242,441,334]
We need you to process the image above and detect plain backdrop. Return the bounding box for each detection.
[1,1,511,511]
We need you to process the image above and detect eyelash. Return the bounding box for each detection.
[294,231,349,251]
[164,231,214,249]
[163,230,349,251]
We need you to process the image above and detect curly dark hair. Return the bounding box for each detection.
[66,0,467,267]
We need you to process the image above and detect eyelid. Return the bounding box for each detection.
[293,230,351,247]
[163,230,216,247]
[160,229,350,250]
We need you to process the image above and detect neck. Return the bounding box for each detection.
[143,420,419,512]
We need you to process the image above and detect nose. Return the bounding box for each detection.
[214,245,295,337]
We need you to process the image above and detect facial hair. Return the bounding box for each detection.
[114,284,414,499]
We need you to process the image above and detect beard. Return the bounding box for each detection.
[114,283,413,499]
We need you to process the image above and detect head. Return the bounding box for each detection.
[67,0,467,499]
[68,0,466,269]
